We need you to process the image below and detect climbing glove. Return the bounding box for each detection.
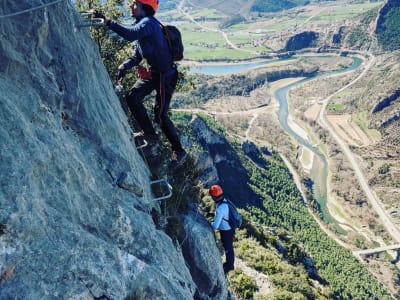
[90,10,110,26]
[116,68,126,83]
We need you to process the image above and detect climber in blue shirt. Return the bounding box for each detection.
[209,184,235,274]
[91,0,187,168]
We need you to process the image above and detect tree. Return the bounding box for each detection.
[74,0,137,91]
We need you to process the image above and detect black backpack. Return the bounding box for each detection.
[219,199,242,230]
[157,20,184,61]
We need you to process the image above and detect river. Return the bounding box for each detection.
[189,55,363,224]
[188,58,293,75]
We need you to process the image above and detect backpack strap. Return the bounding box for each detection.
[155,18,174,60]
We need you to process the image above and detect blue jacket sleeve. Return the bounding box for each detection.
[211,209,224,229]
[108,20,153,42]
[211,202,229,230]
[122,45,142,70]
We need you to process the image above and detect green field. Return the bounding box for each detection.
[327,102,346,112]
[352,112,381,140]
[312,3,383,21]
[170,1,384,61]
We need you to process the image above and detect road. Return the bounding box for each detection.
[176,0,259,55]
[317,52,400,243]
[175,0,400,247]
[353,244,400,256]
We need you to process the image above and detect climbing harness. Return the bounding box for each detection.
[77,11,105,28]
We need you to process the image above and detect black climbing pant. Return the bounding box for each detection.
[220,228,235,270]
[126,67,184,152]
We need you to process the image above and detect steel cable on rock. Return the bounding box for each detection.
[0,0,66,20]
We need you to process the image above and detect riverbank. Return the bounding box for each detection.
[181,57,273,67]
[180,48,352,68]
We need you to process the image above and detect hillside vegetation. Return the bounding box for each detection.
[172,112,392,299]
[162,0,400,297]
[251,0,308,13]
[376,7,400,51]
[174,58,321,108]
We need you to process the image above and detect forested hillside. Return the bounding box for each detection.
[375,2,400,51]
[172,112,393,299]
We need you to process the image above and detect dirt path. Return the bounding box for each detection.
[245,113,258,140]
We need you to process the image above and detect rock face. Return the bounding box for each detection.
[285,31,318,51]
[0,1,227,299]
[188,116,261,208]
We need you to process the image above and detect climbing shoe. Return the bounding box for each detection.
[223,263,234,274]
[169,150,187,168]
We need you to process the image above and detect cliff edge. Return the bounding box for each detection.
[0,1,227,299]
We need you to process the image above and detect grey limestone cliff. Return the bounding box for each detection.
[0,1,227,299]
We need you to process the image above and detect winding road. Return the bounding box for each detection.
[317,52,400,243]
[176,0,400,250]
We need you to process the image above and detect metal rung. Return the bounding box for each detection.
[77,12,105,28]
[149,179,172,201]
[136,139,148,150]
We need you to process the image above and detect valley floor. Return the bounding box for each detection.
[176,51,400,295]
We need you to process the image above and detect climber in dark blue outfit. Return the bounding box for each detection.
[92,0,186,168]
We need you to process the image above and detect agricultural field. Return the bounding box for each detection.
[160,1,384,61]
[326,114,379,147]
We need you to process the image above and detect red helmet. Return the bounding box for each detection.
[209,185,223,198]
[138,0,158,11]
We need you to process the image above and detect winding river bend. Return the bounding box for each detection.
[190,55,363,223]
[274,56,362,222]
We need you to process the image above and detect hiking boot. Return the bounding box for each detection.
[223,263,234,274]
[169,150,187,168]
